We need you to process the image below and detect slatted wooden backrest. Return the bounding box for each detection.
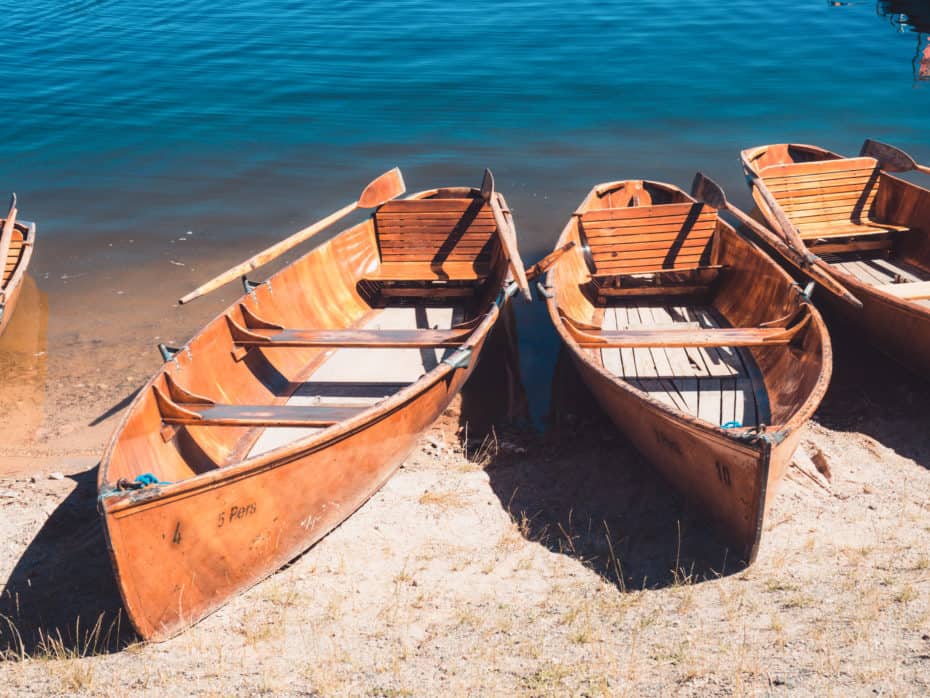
[761,157,882,239]
[579,202,717,275]
[2,228,23,285]
[374,197,498,269]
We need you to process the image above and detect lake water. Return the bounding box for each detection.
[1,0,928,425]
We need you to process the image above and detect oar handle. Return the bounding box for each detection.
[178,201,358,304]
[747,172,809,252]
[526,241,575,282]
[488,194,531,301]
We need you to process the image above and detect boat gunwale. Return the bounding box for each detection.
[545,178,832,447]
[98,186,514,512]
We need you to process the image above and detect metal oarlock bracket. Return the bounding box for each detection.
[803,281,815,300]
[495,281,519,308]
[158,344,181,363]
[242,276,262,294]
[158,343,192,368]
[443,347,473,370]
[536,281,554,299]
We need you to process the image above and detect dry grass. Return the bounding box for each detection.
[2,420,930,696]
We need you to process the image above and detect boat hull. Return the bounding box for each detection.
[99,183,516,640]
[102,324,489,641]
[565,341,797,562]
[545,178,829,562]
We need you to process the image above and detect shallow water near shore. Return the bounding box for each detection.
[0,0,928,451]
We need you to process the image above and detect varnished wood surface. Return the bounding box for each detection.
[545,179,830,561]
[741,142,930,377]
[98,184,518,641]
[0,220,35,339]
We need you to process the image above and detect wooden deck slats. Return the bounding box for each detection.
[580,203,716,276]
[824,251,930,306]
[880,280,930,300]
[599,305,763,427]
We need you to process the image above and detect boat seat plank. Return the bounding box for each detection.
[576,326,798,348]
[164,402,367,427]
[247,305,465,458]
[797,221,910,240]
[366,261,490,281]
[231,327,470,348]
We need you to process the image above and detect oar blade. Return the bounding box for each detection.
[480,168,495,201]
[860,139,917,173]
[691,172,727,210]
[358,167,406,208]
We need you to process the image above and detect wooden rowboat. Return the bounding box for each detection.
[741,141,930,377]
[98,170,528,641]
[0,196,36,339]
[544,177,831,561]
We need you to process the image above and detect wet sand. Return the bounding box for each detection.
[0,231,312,474]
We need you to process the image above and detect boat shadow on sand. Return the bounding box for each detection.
[463,338,743,592]
[0,467,135,657]
[815,320,930,470]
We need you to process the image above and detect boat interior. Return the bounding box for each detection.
[551,179,826,432]
[744,144,930,306]
[2,221,30,295]
[107,189,510,485]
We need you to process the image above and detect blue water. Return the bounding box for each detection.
[1,0,927,415]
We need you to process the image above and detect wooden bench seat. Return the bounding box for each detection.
[564,308,809,348]
[225,305,478,359]
[592,265,723,299]
[227,323,472,349]
[153,374,367,427]
[365,261,490,282]
[371,197,498,283]
[579,202,717,275]
[761,157,909,241]
[572,326,799,348]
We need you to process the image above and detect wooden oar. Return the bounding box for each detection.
[691,173,862,309]
[742,168,810,254]
[178,168,406,305]
[526,241,575,281]
[860,139,930,176]
[480,169,531,300]
[0,194,18,297]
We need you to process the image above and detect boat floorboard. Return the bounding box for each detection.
[823,252,930,308]
[599,304,766,428]
[247,305,464,458]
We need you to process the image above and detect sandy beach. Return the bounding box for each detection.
[1,249,929,694]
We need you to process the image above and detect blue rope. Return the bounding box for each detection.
[135,473,171,487]
[721,421,742,429]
